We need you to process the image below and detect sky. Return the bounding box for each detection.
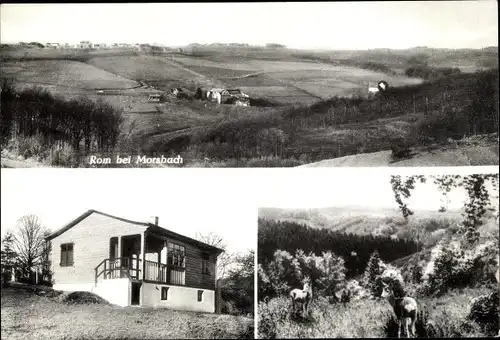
[1,167,498,250]
[0,1,498,50]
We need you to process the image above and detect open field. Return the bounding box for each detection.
[1,60,138,90]
[1,284,254,340]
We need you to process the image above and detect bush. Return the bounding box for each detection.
[468,290,499,336]
[63,291,110,305]
[383,309,470,338]
[7,134,48,160]
[258,297,291,339]
[415,112,469,144]
[49,143,77,167]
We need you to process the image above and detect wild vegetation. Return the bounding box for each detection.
[258,174,499,338]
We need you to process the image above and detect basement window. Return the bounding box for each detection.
[161,287,169,300]
[197,290,204,302]
[60,243,74,267]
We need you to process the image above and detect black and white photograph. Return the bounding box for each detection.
[0,169,255,339]
[0,1,498,168]
[257,169,499,338]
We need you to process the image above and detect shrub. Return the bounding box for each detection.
[49,143,78,167]
[383,309,464,338]
[421,238,498,296]
[468,290,499,336]
[258,297,291,339]
[415,112,469,144]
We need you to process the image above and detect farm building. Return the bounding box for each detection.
[79,41,93,49]
[148,93,162,102]
[222,89,250,106]
[206,88,250,106]
[368,85,379,95]
[45,210,223,313]
[45,43,60,49]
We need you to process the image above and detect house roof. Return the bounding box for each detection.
[45,209,224,254]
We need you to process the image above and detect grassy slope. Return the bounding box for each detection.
[258,287,491,338]
[1,285,253,340]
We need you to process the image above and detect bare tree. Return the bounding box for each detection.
[195,232,234,314]
[12,215,50,283]
[195,232,233,280]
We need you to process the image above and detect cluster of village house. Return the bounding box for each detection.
[148,87,251,106]
[44,41,152,50]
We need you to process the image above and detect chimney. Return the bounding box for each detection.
[150,216,159,226]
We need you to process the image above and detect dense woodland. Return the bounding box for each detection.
[258,219,420,280]
[0,80,123,166]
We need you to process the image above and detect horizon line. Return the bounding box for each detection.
[1,40,498,52]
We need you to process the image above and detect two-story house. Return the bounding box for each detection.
[45,210,223,313]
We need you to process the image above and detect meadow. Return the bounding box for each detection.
[1,283,254,340]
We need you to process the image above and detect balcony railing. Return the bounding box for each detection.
[95,258,186,285]
[94,257,141,284]
[144,259,185,285]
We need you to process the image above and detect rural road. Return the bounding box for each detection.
[298,145,499,167]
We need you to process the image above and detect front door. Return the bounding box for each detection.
[131,282,141,306]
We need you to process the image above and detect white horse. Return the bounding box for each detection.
[289,277,313,316]
[381,282,418,338]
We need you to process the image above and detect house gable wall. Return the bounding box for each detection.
[50,212,148,285]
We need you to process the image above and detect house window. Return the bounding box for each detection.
[161,287,169,300]
[167,242,186,268]
[197,290,203,302]
[60,243,74,266]
[202,253,210,275]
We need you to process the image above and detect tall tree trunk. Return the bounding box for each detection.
[215,278,222,314]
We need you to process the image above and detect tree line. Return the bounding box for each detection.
[0,80,124,164]
[258,219,420,279]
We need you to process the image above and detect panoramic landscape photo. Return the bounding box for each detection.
[0,1,498,168]
[257,171,499,338]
